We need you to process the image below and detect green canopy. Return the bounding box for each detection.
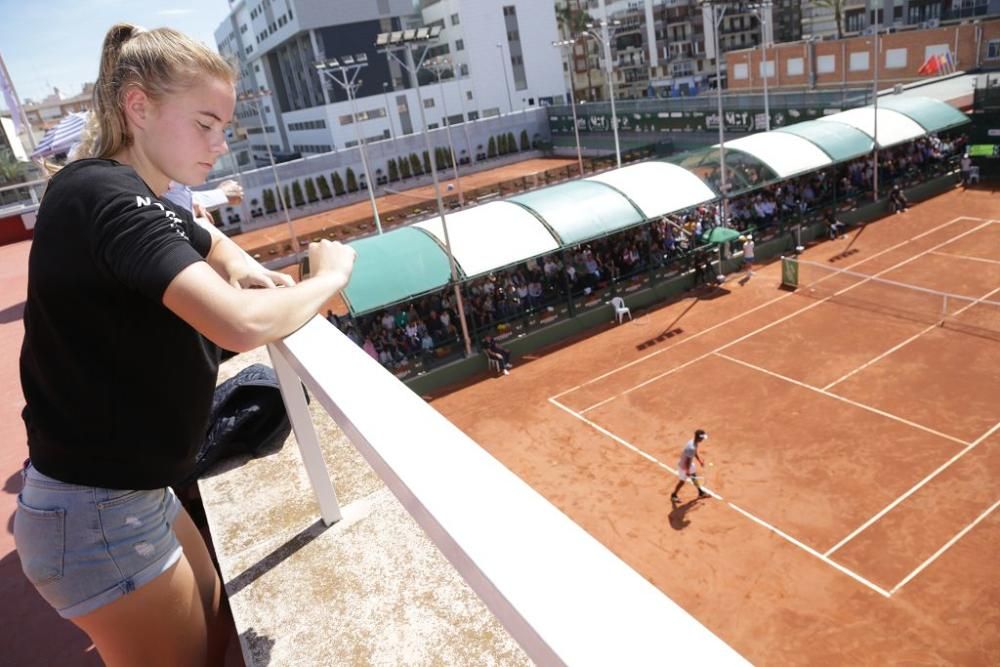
[509,180,645,246]
[341,227,453,315]
[702,226,742,244]
[774,120,874,163]
[875,96,970,133]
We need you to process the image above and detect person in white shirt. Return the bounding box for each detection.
[671,429,710,504]
[741,234,755,279]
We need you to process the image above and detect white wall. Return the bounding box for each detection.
[451,0,565,116]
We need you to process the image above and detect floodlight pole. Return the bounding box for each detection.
[583,21,622,169]
[553,39,586,176]
[708,1,730,226]
[382,82,399,151]
[495,43,515,113]
[242,91,300,254]
[426,58,465,207]
[750,1,772,131]
[380,36,472,357]
[315,59,383,234]
[872,25,881,203]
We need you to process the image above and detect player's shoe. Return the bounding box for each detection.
[697,491,710,499]
[670,494,680,504]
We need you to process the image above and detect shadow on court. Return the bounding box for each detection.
[668,498,704,531]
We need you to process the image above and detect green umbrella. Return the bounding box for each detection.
[702,226,742,244]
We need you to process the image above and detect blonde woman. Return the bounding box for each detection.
[15,24,355,666]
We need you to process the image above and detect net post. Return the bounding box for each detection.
[780,256,799,290]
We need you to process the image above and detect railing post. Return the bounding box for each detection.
[268,343,343,526]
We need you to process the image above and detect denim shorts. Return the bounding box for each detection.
[13,464,183,619]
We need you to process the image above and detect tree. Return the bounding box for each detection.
[262,188,276,213]
[814,0,844,39]
[291,180,305,207]
[282,185,292,210]
[304,177,318,203]
[520,129,530,152]
[487,136,497,158]
[507,132,518,153]
[555,3,596,100]
[399,156,412,179]
[435,147,447,171]
[388,158,399,182]
[422,150,431,174]
[498,133,508,155]
[346,167,358,192]
[409,153,423,176]
[332,171,345,196]
[0,147,27,185]
[316,174,332,199]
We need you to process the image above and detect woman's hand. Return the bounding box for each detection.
[227,260,296,289]
[308,240,356,285]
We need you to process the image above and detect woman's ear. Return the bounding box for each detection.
[121,86,152,131]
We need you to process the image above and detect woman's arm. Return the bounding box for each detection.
[163,240,355,352]
[198,213,294,289]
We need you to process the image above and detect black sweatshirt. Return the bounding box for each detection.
[20,159,219,489]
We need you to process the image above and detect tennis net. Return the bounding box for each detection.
[780,256,1000,343]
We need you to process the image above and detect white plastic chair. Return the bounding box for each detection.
[610,296,632,324]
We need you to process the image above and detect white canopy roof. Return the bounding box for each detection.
[415,201,560,278]
[586,161,717,218]
[721,131,834,178]
[817,107,926,148]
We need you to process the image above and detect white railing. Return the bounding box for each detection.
[266,317,749,667]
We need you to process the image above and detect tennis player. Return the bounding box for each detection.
[671,429,710,503]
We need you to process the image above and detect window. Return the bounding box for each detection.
[786,57,804,76]
[759,60,775,78]
[733,63,749,80]
[849,51,870,71]
[455,39,464,51]
[460,64,469,76]
[424,98,436,108]
[450,13,460,25]
[466,90,473,100]
[885,48,907,69]
[817,54,836,73]
[986,40,1000,59]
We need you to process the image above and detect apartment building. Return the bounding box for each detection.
[214,0,565,168]
[727,17,1000,92]
[20,84,93,135]
[556,0,801,100]
[805,0,1000,40]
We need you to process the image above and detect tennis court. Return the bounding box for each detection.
[431,188,1000,664]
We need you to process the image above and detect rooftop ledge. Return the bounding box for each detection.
[200,317,748,666]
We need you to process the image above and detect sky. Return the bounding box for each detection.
[0,0,233,107]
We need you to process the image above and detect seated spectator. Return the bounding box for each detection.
[825,211,846,240]
[483,335,513,375]
[889,184,909,214]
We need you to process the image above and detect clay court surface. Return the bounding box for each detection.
[430,187,1000,665]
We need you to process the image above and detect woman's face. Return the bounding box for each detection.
[141,76,235,190]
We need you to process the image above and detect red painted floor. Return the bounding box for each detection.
[0,240,102,666]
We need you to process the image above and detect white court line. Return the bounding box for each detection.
[726,504,891,598]
[548,396,892,598]
[823,284,1000,391]
[579,219,996,415]
[825,419,1000,557]
[550,215,985,402]
[929,251,1000,266]
[891,496,1000,594]
[713,352,969,447]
